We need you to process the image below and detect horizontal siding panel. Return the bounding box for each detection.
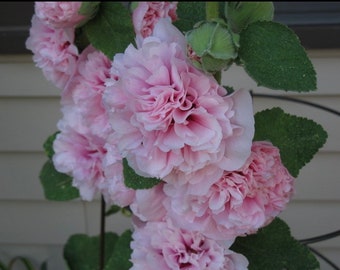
[279,201,340,248]
[0,152,46,200]
[1,50,340,97]
[0,97,61,152]
[0,244,65,270]
[0,201,86,245]
[1,97,339,152]
[293,152,340,201]
[0,62,60,97]
[1,151,339,201]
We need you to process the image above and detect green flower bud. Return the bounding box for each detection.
[186,21,237,74]
[225,2,274,33]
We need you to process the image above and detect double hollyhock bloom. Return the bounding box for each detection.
[34,2,87,28]
[130,219,249,270]
[163,141,295,240]
[133,1,178,44]
[25,14,79,89]
[103,18,254,179]
[53,45,135,206]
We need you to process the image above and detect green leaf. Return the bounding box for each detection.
[239,21,317,92]
[43,132,59,160]
[231,218,320,270]
[83,2,135,59]
[104,230,133,270]
[0,260,6,270]
[39,160,80,201]
[105,204,121,217]
[254,107,328,177]
[123,158,162,190]
[8,256,35,270]
[225,2,274,33]
[78,2,100,17]
[173,2,206,32]
[64,233,118,270]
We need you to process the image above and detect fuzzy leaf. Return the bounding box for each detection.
[225,2,274,33]
[123,158,162,190]
[231,218,320,270]
[39,160,79,201]
[239,21,317,92]
[173,2,206,32]
[64,233,118,270]
[43,132,59,160]
[83,2,134,59]
[78,2,100,17]
[105,205,121,217]
[254,107,328,177]
[104,230,133,270]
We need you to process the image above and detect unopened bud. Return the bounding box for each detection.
[186,21,237,73]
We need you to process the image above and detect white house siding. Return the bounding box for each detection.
[0,51,339,269]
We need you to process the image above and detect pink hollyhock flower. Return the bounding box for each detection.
[223,249,249,270]
[130,182,167,222]
[35,2,87,28]
[133,1,178,40]
[52,122,107,201]
[25,15,79,89]
[61,45,113,137]
[101,136,136,207]
[246,141,296,225]
[130,220,227,270]
[164,141,295,240]
[53,45,135,206]
[103,19,254,179]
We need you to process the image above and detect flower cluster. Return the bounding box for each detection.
[26,2,296,269]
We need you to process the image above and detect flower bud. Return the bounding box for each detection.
[225,2,274,33]
[186,20,237,73]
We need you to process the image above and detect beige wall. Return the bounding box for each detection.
[1,51,339,269]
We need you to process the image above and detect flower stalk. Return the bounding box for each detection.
[205,2,222,83]
[205,2,219,20]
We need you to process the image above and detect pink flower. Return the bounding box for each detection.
[25,15,79,89]
[223,249,249,270]
[130,182,168,222]
[52,123,107,201]
[53,45,135,206]
[61,45,113,137]
[35,2,87,28]
[103,19,254,179]
[101,136,136,207]
[133,2,178,39]
[245,141,296,224]
[130,220,227,270]
[164,141,295,240]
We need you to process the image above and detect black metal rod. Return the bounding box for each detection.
[300,230,340,245]
[99,196,106,270]
[307,246,340,270]
[251,92,340,117]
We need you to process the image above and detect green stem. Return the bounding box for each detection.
[205,2,219,20]
[206,3,222,84]
[99,196,106,270]
[213,71,221,84]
